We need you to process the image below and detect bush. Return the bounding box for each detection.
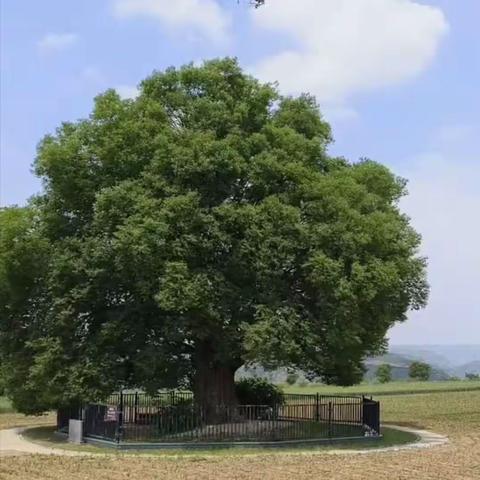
[235,378,284,407]
[376,363,392,383]
[465,373,480,381]
[408,361,432,381]
[158,400,200,435]
[285,372,299,385]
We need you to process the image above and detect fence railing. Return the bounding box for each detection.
[59,392,380,444]
[57,404,83,433]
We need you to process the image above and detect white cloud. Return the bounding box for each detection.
[38,33,78,53]
[116,85,140,100]
[389,152,480,344]
[251,0,448,103]
[322,105,359,123]
[112,0,231,43]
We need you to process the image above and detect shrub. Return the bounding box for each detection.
[408,361,432,381]
[158,400,200,435]
[465,373,480,380]
[285,372,299,385]
[235,378,283,407]
[376,363,392,383]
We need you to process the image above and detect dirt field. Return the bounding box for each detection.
[1,390,479,480]
[0,413,56,431]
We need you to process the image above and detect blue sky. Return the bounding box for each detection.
[1,0,479,345]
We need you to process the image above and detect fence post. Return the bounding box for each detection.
[116,390,124,444]
[134,392,139,424]
[315,393,320,422]
[376,401,381,435]
[328,401,332,438]
[362,395,365,425]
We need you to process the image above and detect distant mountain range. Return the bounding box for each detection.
[451,361,480,377]
[364,352,450,381]
[390,344,480,365]
[388,345,480,378]
[237,345,480,383]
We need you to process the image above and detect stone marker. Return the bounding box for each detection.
[68,419,83,444]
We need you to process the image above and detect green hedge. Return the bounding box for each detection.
[235,378,283,407]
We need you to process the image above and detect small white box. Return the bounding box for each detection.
[68,419,83,444]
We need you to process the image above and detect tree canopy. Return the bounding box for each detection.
[375,363,393,384]
[409,361,432,381]
[0,58,428,414]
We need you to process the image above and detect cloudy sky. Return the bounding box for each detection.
[1,0,479,345]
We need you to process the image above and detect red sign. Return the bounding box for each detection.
[105,407,117,421]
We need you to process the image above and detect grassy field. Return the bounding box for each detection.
[0,396,14,414]
[0,397,55,430]
[1,384,479,479]
[283,379,480,396]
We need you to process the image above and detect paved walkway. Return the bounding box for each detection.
[0,427,91,457]
[0,425,448,457]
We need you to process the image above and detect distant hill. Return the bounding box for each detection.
[390,345,480,369]
[388,347,451,369]
[236,345,480,384]
[364,353,450,381]
[451,360,480,377]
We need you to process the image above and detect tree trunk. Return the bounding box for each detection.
[193,341,238,424]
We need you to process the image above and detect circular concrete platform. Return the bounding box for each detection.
[0,424,448,457]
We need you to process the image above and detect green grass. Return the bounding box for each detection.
[329,426,417,449]
[22,426,115,454]
[0,396,56,430]
[381,389,480,434]
[0,396,15,414]
[22,425,417,456]
[283,380,480,396]
[5,381,480,457]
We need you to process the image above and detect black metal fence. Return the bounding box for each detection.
[59,392,380,444]
[57,404,83,433]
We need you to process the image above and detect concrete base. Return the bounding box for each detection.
[83,434,382,450]
[0,424,448,457]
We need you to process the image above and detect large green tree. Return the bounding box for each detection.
[375,363,393,384]
[409,361,432,381]
[0,59,428,415]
